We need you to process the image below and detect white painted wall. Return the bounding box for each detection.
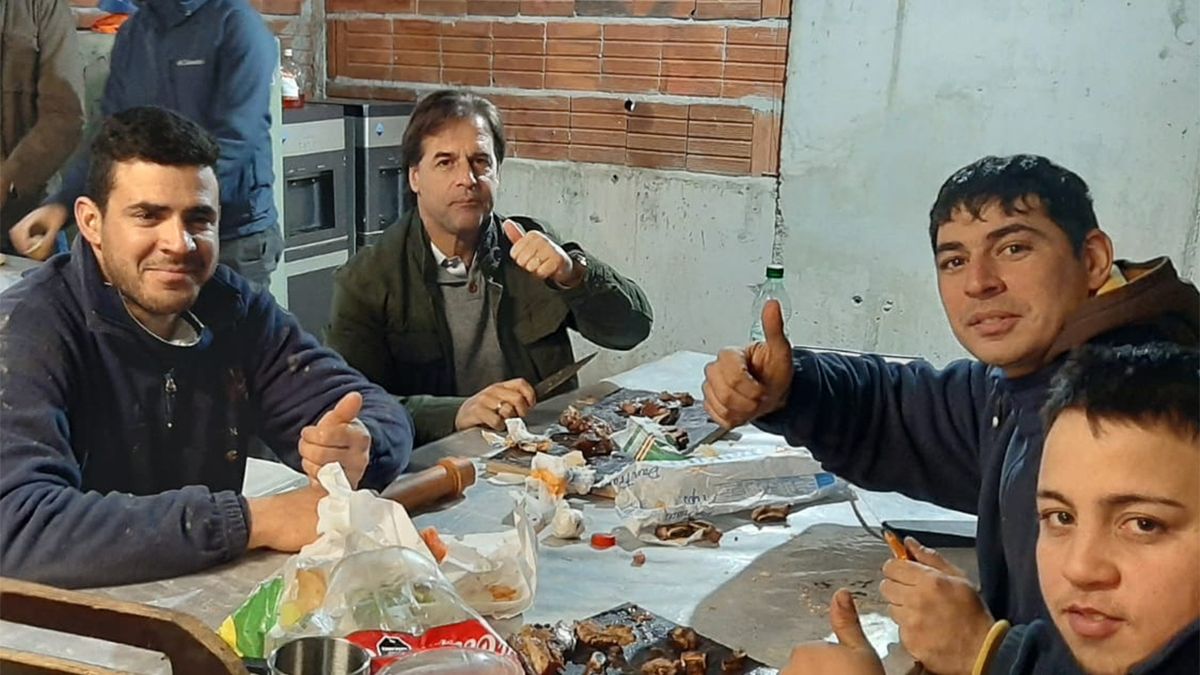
[779,0,1200,364]
[495,160,777,383]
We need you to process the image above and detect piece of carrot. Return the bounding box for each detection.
[421,526,449,563]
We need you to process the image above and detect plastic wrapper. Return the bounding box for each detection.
[611,447,855,545]
[549,501,585,539]
[610,416,690,462]
[219,464,536,661]
[436,505,538,619]
[280,546,519,672]
[514,453,593,541]
[527,451,595,498]
[481,418,552,453]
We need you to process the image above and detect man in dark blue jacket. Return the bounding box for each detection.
[779,344,1198,675]
[703,155,1198,674]
[9,0,281,289]
[984,343,1198,675]
[0,107,412,588]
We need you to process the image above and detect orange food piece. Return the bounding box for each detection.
[529,468,568,499]
[883,529,910,560]
[489,584,519,601]
[421,527,449,563]
[91,14,130,34]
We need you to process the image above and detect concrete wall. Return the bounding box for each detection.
[778,0,1200,365]
[494,160,778,383]
[497,0,1200,382]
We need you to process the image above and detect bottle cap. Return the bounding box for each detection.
[590,533,617,550]
[765,264,784,279]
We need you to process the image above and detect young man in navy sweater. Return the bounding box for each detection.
[703,155,1198,673]
[0,107,413,588]
[781,344,1198,675]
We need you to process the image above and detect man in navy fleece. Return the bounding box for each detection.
[703,155,1198,674]
[782,344,1198,675]
[10,0,282,290]
[0,107,412,588]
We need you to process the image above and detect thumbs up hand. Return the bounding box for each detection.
[701,299,794,429]
[780,590,885,675]
[299,391,372,488]
[502,219,582,288]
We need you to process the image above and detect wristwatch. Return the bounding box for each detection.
[566,249,589,287]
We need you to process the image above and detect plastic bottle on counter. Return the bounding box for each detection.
[749,264,791,343]
[280,48,305,109]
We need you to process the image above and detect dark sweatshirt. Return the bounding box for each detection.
[988,620,1198,675]
[0,241,413,588]
[757,258,1199,626]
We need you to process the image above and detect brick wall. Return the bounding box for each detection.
[325,1,789,177]
[68,0,322,93]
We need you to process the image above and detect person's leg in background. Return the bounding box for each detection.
[218,224,284,292]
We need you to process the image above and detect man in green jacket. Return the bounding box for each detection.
[327,89,653,445]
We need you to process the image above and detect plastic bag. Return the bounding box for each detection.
[219,464,536,659]
[278,547,518,672]
[612,447,854,544]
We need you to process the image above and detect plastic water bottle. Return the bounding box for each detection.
[749,264,791,342]
[280,48,305,109]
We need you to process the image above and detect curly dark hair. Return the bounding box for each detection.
[928,155,1099,254]
[1043,343,1199,441]
[85,106,220,211]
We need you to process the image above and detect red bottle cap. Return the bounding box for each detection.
[590,533,617,550]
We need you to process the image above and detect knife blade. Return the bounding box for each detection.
[694,425,729,447]
[534,352,597,399]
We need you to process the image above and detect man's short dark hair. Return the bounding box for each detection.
[928,154,1099,254]
[85,106,220,211]
[1042,343,1200,442]
[400,89,506,211]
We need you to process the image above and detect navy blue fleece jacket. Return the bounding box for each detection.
[757,258,1198,627]
[0,242,413,588]
[987,620,1198,674]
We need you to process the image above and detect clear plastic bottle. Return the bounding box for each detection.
[280,48,305,109]
[749,264,791,342]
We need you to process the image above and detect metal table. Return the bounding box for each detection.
[1,351,975,673]
[0,255,37,294]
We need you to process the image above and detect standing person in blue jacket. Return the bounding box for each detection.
[9,0,282,290]
[0,107,413,589]
[702,155,1199,674]
[780,344,1199,675]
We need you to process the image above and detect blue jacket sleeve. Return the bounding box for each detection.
[0,292,249,588]
[756,350,990,514]
[208,7,274,224]
[242,287,413,490]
